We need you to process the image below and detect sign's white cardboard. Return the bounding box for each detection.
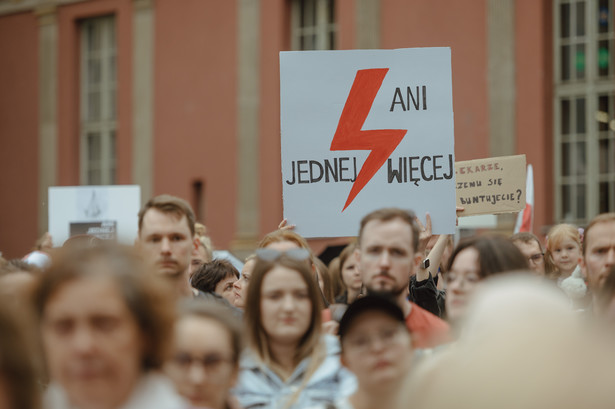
[280,48,456,237]
[48,185,141,246]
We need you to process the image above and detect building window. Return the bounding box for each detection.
[291,0,336,50]
[80,16,117,186]
[554,0,615,224]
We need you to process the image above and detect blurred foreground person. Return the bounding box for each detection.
[233,248,355,409]
[33,245,185,409]
[0,299,41,409]
[326,296,413,409]
[445,235,527,331]
[398,275,615,409]
[165,300,242,409]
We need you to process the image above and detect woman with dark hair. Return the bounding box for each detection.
[32,244,185,409]
[191,259,240,305]
[445,235,528,328]
[232,248,356,409]
[165,299,242,409]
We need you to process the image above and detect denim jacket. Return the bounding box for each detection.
[232,335,357,409]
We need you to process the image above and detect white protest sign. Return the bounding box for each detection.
[48,185,141,246]
[280,48,456,238]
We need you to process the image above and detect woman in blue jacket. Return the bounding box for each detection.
[233,248,356,409]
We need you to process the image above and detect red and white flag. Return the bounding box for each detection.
[514,164,534,233]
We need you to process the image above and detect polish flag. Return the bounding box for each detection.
[514,164,534,233]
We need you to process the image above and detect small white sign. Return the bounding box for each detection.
[48,185,141,246]
[280,48,456,238]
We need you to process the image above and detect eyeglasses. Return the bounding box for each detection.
[172,352,234,374]
[343,325,407,352]
[255,247,311,262]
[528,253,544,264]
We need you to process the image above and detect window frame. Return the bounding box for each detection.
[290,0,337,51]
[79,15,117,186]
[554,0,615,224]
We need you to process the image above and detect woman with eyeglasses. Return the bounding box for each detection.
[165,299,242,409]
[232,248,356,409]
[445,235,528,330]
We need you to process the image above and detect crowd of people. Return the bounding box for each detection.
[1,193,615,409]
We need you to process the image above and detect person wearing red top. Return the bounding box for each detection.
[354,208,451,349]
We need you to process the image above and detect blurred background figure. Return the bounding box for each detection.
[313,257,336,306]
[165,299,242,409]
[326,257,344,302]
[233,249,355,409]
[191,259,240,306]
[444,235,528,332]
[33,244,185,409]
[510,232,547,276]
[35,232,54,252]
[399,275,615,409]
[334,242,362,305]
[0,299,41,409]
[233,254,256,310]
[190,222,214,277]
[22,232,53,270]
[0,259,38,308]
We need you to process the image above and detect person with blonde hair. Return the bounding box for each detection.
[545,224,588,306]
[545,223,583,280]
[232,248,355,409]
[334,242,362,305]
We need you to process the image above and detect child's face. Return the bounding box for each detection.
[551,238,582,273]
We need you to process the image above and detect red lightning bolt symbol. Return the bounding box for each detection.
[330,68,407,211]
